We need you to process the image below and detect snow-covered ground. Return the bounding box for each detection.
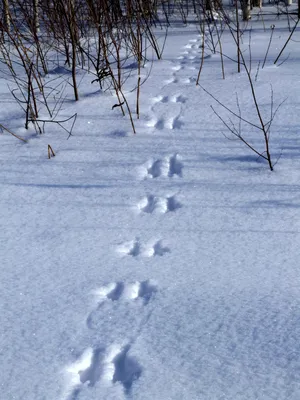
[1,6,300,400]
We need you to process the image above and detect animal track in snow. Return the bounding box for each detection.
[116,238,170,257]
[143,240,171,257]
[90,280,158,305]
[147,90,184,132]
[151,93,186,105]
[146,158,166,178]
[156,118,173,130]
[184,42,199,50]
[145,116,158,128]
[64,343,142,398]
[168,154,183,177]
[151,95,169,104]
[138,194,182,214]
[117,238,142,257]
[172,116,184,129]
[63,347,103,399]
[86,280,158,329]
[171,65,182,71]
[163,77,176,85]
[148,116,183,131]
[179,48,208,59]
[91,281,126,302]
[146,91,184,131]
[171,95,187,103]
[163,73,195,85]
[140,154,183,179]
[111,344,142,395]
[173,77,193,84]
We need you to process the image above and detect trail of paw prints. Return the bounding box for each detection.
[170,35,211,79]
[138,153,183,180]
[160,35,206,88]
[144,43,198,131]
[63,343,142,399]
[144,39,200,133]
[116,238,170,258]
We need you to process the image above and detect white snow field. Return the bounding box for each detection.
[1,5,300,400]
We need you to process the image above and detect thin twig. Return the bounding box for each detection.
[0,123,27,142]
[200,84,262,130]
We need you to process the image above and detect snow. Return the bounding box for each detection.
[1,5,300,400]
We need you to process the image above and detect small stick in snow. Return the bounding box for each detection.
[112,102,125,110]
[0,124,27,143]
[48,145,55,159]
